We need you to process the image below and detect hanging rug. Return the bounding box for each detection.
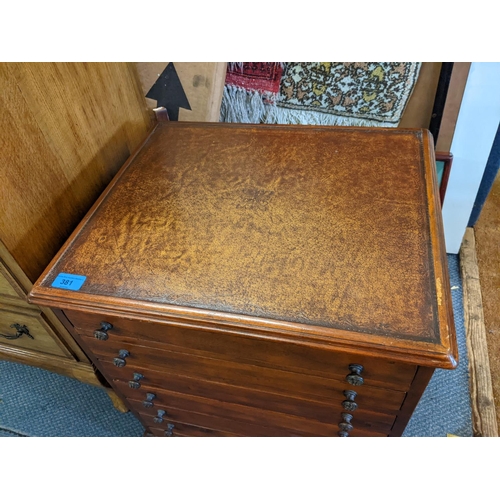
[220,62,422,127]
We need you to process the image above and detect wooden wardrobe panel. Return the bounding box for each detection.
[0,62,152,283]
[435,63,471,152]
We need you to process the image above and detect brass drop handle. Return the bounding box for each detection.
[338,413,354,436]
[342,390,358,412]
[128,372,144,389]
[113,349,130,368]
[0,323,34,340]
[94,321,113,341]
[346,364,364,386]
[153,410,166,424]
[143,392,156,408]
[164,423,175,437]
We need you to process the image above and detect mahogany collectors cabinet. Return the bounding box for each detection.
[29,122,457,437]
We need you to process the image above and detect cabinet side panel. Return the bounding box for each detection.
[0,62,151,282]
[389,366,434,436]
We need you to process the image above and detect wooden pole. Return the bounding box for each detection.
[460,227,499,436]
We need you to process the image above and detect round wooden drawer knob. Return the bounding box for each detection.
[94,321,113,341]
[143,392,156,408]
[128,372,144,389]
[346,364,364,386]
[154,410,166,424]
[342,390,358,411]
[113,349,130,368]
[338,413,354,434]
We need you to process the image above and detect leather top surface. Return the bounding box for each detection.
[38,122,442,342]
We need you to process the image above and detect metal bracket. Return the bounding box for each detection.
[0,323,34,340]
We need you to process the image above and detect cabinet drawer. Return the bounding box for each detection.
[117,380,396,436]
[81,336,407,406]
[149,422,387,438]
[137,404,388,437]
[132,401,313,437]
[103,361,406,416]
[148,424,239,437]
[68,312,417,390]
[0,306,69,357]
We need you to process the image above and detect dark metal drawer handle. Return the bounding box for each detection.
[94,321,113,341]
[346,364,364,386]
[164,423,175,437]
[153,410,166,424]
[113,349,130,368]
[0,323,34,340]
[342,390,358,412]
[142,392,156,408]
[338,413,354,436]
[128,372,144,389]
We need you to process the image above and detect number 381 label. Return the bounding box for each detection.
[51,273,87,291]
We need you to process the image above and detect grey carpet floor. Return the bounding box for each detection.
[402,254,472,436]
[0,254,472,437]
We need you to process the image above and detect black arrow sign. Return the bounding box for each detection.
[146,63,191,121]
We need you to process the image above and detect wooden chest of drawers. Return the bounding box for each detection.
[29,122,457,437]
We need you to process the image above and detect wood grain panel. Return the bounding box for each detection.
[0,62,151,282]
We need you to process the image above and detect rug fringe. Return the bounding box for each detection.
[221,85,401,127]
[262,106,399,127]
[220,85,276,123]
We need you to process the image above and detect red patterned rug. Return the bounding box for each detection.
[225,63,283,98]
[220,63,284,123]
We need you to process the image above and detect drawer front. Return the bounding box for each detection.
[141,407,388,438]
[132,401,315,437]
[117,380,396,436]
[0,306,69,357]
[81,336,407,408]
[148,424,239,437]
[103,361,406,416]
[150,424,387,438]
[67,311,417,390]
